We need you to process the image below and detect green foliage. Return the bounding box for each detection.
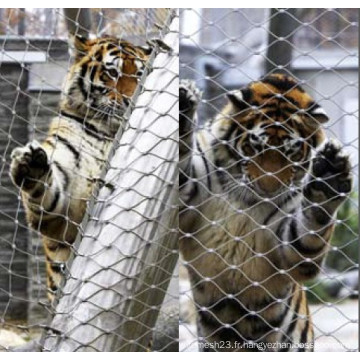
[306,192,358,304]
[305,280,337,304]
[325,192,359,272]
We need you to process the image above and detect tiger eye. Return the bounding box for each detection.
[107,68,119,78]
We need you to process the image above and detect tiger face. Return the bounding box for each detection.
[212,74,329,197]
[62,35,151,119]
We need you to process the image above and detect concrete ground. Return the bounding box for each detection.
[312,300,358,352]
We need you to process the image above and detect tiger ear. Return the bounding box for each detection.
[304,104,329,129]
[301,104,329,148]
[138,44,153,56]
[226,89,252,111]
[139,39,172,56]
[68,34,90,59]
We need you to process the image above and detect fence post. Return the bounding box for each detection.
[42,13,178,352]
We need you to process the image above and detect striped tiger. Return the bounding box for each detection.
[179,74,352,352]
[10,35,151,302]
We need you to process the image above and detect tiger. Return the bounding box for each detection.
[179,74,352,352]
[10,35,152,302]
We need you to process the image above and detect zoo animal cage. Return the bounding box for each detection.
[0,8,178,351]
[179,8,358,352]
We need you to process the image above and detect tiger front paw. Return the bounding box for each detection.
[10,140,50,190]
[304,140,352,220]
[180,79,201,114]
[179,79,201,138]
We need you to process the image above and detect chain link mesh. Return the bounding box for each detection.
[179,8,358,352]
[0,8,178,352]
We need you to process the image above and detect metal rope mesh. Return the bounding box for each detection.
[0,7,359,353]
[0,8,178,352]
[179,8,358,352]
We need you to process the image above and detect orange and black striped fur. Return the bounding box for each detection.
[179,74,352,351]
[10,35,151,302]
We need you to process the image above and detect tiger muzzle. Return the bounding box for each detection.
[246,150,294,195]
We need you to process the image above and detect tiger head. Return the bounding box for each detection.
[211,74,328,198]
[61,35,151,119]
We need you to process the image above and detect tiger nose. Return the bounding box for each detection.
[256,172,286,193]
[123,97,130,107]
[249,151,294,193]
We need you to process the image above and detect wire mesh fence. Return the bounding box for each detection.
[179,8,358,352]
[0,8,178,352]
[0,6,359,354]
